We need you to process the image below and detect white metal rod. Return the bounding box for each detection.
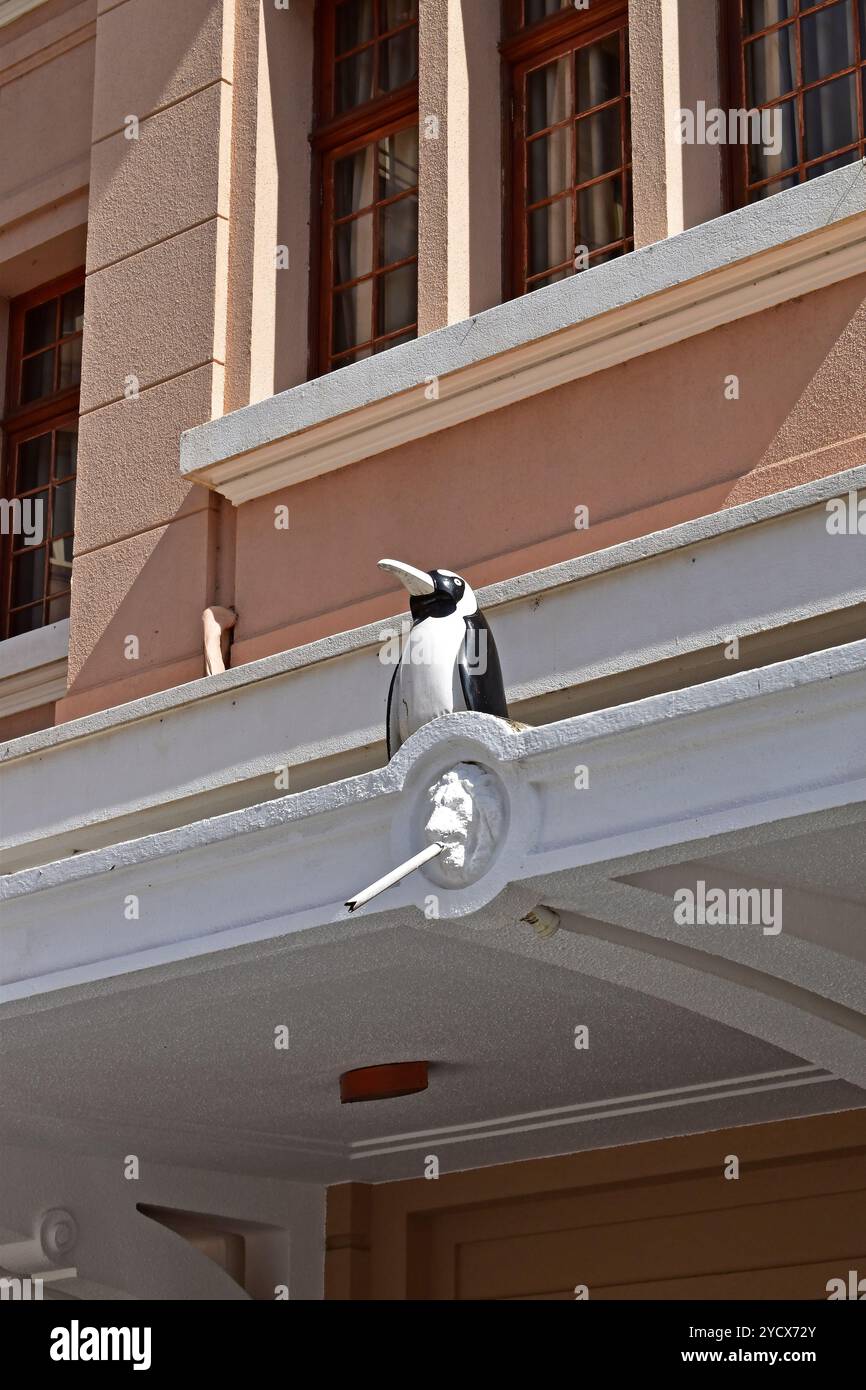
[345,843,443,913]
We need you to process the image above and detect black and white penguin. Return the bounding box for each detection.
[378,559,509,757]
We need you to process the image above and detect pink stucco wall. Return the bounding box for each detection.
[58,272,865,718]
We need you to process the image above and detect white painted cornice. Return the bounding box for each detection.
[0,620,68,718]
[180,164,866,504]
[2,637,865,1017]
[1,468,864,873]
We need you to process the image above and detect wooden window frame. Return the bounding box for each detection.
[726,0,866,207]
[311,1,420,377]
[502,0,632,300]
[1,268,84,641]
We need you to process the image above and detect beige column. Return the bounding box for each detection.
[224,0,314,408]
[629,0,724,247]
[63,0,237,719]
[418,0,503,333]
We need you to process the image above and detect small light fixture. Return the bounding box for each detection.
[340,1060,429,1104]
[521,905,561,939]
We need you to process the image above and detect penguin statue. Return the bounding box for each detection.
[378,559,509,757]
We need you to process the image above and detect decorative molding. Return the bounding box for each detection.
[1,638,864,1057]
[0,620,68,718]
[180,165,866,503]
[349,1066,836,1159]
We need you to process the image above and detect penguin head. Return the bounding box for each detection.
[378,559,478,620]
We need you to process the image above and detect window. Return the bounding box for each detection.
[314,0,420,374]
[504,0,633,297]
[730,0,866,202]
[1,272,83,639]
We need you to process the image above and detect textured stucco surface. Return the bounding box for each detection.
[0,22,93,225]
[66,503,214,691]
[62,0,236,712]
[79,216,228,413]
[74,364,218,554]
[90,0,229,141]
[629,0,669,247]
[87,79,231,271]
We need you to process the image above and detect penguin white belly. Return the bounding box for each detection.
[397,614,466,742]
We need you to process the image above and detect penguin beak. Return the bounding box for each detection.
[378,558,436,597]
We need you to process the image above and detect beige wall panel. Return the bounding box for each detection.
[0,36,94,223]
[87,80,231,271]
[91,0,230,141]
[74,364,218,553]
[79,215,228,413]
[65,507,214,694]
[231,276,866,663]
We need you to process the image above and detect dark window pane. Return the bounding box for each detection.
[12,547,45,608]
[744,0,795,34]
[378,126,418,199]
[577,174,625,251]
[336,0,374,55]
[528,127,572,203]
[380,0,417,28]
[10,604,44,637]
[377,260,417,336]
[23,299,57,354]
[380,27,417,92]
[576,32,621,114]
[590,244,628,267]
[380,193,418,265]
[20,348,55,403]
[528,267,571,291]
[527,56,572,135]
[802,2,855,87]
[576,104,622,184]
[336,47,375,112]
[48,536,73,594]
[47,592,71,625]
[332,279,373,354]
[55,428,78,480]
[745,24,797,105]
[60,285,85,336]
[528,195,572,275]
[16,432,52,492]
[334,144,375,218]
[334,212,374,286]
[376,329,414,351]
[12,491,48,549]
[332,345,373,369]
[524,0,571,25]
[804,72,857,160]
[748,172,798,201]
[58,337,82,391]
[807,148,860,177]
[52,479,76,538]
[748,96,799,182]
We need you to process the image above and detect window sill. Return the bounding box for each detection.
[180,163,866,505]
[0,619,69,717]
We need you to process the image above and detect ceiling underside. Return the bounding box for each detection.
[2,813,863,1184]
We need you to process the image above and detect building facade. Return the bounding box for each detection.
[0,0,864,1299]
